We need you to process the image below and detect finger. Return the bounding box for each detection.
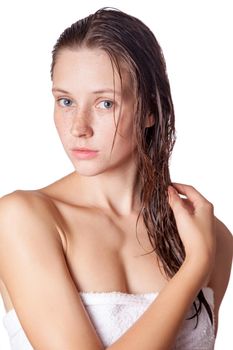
[168,186,188,213]
[171,183,208,205]
[168,185,179,203]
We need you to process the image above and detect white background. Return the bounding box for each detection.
[0,0,232,349]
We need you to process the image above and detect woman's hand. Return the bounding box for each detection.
[168,183,216,274]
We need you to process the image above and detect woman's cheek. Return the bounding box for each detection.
[118,114,135,137]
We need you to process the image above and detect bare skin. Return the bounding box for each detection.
[0,176,232,329]
[0,179,232,349]
[0,47,232,348]
[0,171,171,308]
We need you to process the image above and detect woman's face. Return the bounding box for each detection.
[52,47,138,176]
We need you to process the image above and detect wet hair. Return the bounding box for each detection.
[50,7,213,328]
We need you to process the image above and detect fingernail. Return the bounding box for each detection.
[168,186,177,195]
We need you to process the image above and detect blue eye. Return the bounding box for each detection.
[98,100,113,109]
[57,98,73,107]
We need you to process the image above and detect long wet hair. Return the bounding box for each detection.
[50,7,213,328]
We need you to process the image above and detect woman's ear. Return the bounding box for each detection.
[145,113,155,128]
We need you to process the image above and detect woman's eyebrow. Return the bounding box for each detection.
[52,87,121,96]
[52,88,70,94]
[92,89,121,96]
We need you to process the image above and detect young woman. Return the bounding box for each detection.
[0,7,232,350]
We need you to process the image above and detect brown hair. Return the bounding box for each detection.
[50,7,213,328]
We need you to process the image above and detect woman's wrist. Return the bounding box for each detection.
[182,255,212,287]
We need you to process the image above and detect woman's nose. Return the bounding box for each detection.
[70,112,93,138]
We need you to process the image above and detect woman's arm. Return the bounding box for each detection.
[207,216,233,336]
[108,257,209,350]
[0,191,105,350]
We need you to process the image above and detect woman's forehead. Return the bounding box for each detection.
[53,48,135,96]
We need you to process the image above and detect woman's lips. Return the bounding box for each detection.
[71,149,99,159]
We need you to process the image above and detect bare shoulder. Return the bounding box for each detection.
[207,215,233,332]
[0,189,63,283]
[0,188,61,216]
[0,189,56,217]
[0,189,67,253]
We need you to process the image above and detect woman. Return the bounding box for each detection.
[0,7,232,350]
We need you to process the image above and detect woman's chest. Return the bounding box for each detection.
[0,206,168,314]
[62,207,169,294]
